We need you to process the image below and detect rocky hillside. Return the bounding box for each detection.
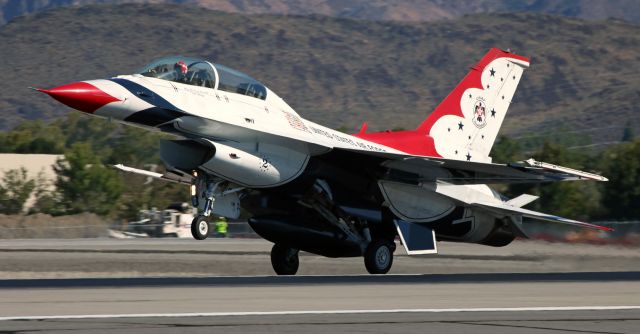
[1,0,640,25]
[0,4,638,147]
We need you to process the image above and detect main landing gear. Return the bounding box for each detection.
[264,179,398,275]
[364,239,395,274]
[270,244,300,275]
[269,239,395,275]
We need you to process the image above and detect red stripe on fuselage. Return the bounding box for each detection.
[355,130,440,157]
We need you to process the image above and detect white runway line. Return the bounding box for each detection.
[1,306,639,321]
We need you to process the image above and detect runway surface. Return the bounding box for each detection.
[0,239,639,332]
[1,309,640,333]
[1,272,639,333]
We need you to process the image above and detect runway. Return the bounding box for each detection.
[0,239,639,332]
[1,309,640,333]
[1,272,639,333]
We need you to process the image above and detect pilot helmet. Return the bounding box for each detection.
[174,61,187,74]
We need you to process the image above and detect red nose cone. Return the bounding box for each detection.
[37,82,120,113]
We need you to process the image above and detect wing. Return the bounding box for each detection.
[330,147,611,231]
[334,147,607,185]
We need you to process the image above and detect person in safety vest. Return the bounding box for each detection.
[215,216,228,238]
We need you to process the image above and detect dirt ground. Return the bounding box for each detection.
[0,213,109,239]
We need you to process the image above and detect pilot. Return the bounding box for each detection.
[174,61,188,82]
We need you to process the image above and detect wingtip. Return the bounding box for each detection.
[587,175,608,182]
[600,225,615,232]
[587,222,614,232]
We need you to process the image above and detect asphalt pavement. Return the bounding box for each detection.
[0,238,638,333]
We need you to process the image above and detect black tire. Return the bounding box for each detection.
[191,215,209,240]
[364,239,394,274]
[270,244,299,275]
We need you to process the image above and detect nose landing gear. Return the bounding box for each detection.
[188,172,243,240]
[189,173,224,241]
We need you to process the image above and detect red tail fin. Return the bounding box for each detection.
[417,48,530,162]
[356,48,530,162]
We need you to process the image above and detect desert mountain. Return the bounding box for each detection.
[0,4,638,147]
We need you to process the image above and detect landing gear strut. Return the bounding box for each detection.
[364,239,395,274]
[270,244,299,275]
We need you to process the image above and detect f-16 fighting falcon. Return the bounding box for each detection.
[38,48,610,275]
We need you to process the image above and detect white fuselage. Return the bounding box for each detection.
[85,74,503,222]
[91,75,400,157]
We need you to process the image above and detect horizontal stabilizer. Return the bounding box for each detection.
[394,220,438,255]
[113,164,193,185]
[475,201,613,231]
[523,159,608,181]
[434,184,613,232]
[506,194,539,207]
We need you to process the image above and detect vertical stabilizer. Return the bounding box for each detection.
[417,48,530,163]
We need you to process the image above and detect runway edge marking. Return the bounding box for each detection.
[1,306,640,321]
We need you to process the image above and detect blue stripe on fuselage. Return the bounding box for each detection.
[124,107,184,127]
[109,78,181,112]
[109,78,183,127]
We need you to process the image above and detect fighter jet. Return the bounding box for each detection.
[38,48,610,275]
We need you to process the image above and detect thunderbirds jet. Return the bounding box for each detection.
[38,48,610,275]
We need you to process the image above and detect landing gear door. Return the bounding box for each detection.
[210,192,241,219]
[394,220,438,255]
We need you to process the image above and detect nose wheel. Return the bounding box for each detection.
[191,215,210,240]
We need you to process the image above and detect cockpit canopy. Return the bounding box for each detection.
[138,56,267,100]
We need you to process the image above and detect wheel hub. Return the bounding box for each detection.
[285,249,298,265]
[375,246,390,268]
[199,221,208,234]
